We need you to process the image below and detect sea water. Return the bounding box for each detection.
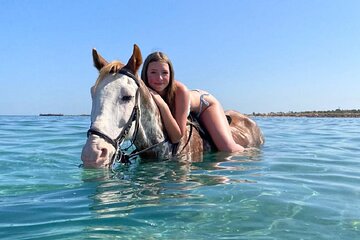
[0,115,359,239]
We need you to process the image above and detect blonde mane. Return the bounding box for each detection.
[93,61,124,91]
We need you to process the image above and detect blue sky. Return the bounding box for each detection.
[1,0,359,115]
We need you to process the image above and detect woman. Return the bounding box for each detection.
[141,51,244,152]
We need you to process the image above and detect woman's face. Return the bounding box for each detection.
[147,61,170,96]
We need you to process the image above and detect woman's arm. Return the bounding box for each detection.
[150,82,189,143]
[174,83,190,137]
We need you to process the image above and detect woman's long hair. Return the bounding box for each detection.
[141,52,177,113]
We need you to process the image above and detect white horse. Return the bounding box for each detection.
[81,45,264,168]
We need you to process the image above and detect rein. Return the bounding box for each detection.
[86,68,167,166]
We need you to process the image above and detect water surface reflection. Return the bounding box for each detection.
[81,150,264,225]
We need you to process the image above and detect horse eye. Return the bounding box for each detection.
[122,96,133,102]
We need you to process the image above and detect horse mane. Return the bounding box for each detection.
[93,61,124,91]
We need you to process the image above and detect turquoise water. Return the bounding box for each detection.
[0,116,359,239]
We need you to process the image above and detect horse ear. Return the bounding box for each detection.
[92,48,109,71]
[125,44,143,74]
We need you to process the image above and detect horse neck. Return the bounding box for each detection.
[135,84,167,148]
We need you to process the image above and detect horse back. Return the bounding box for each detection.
[175,110,264,157]
[226,110,264,147]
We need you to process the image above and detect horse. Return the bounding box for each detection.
[81,44,264,168]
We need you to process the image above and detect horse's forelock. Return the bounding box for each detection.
[93,61,124,91]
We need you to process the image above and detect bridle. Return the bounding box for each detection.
[86,68,159,166]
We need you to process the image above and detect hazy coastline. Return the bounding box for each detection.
[250,109,360,118]
[35,109,360,118]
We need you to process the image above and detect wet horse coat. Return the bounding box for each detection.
[81,45,264,168]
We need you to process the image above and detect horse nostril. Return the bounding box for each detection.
[100,148,108,158]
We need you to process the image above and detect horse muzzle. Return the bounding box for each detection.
[81,135,116,168]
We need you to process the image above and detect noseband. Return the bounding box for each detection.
[87,68,141,165]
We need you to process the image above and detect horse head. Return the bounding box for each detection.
[81,44,166,168]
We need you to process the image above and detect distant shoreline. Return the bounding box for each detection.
[38,109,360,118]
[39,114,90,117]
[250,109,360,118]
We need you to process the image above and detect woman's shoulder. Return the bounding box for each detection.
[175,80,188,93]
[174,80,189,100]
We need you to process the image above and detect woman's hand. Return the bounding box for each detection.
[149,88,166,108]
